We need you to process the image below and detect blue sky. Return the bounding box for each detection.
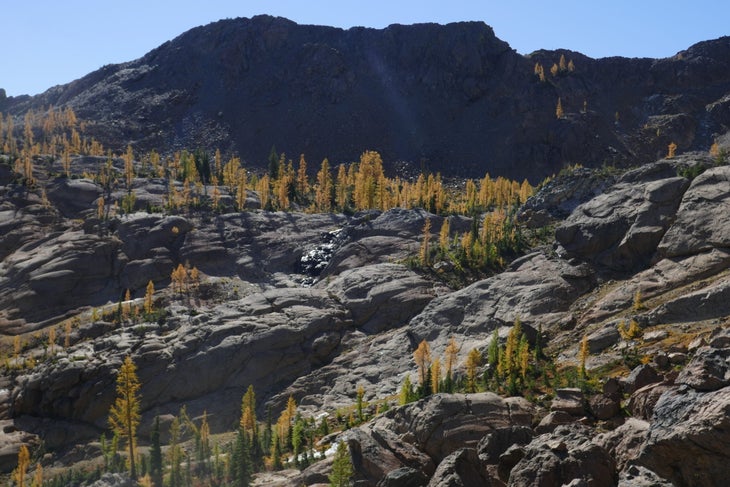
[4,0,729,97]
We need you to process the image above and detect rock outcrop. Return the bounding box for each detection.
[4,144,730,486]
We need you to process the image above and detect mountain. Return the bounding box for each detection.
[2,15,730,181]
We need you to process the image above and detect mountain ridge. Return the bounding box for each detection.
[3,16,730,181]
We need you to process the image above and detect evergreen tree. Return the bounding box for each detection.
[232,430,252,486]
[268,146,280,180]
[149,416,163,487]
[194,148,211,184]
[329,441,354,487]
[356,385,365,423]
[399,375,416,405]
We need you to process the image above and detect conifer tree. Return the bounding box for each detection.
[168,417,183,487]
[335,163,349,211]
[356,385,365,423]
[31,463,42,487]
[150,416,163,487]
[487,328,500,379]
[465,348,482,392]
[231,429,252,486]
[296,154,309,202]
[144,280,154,315]
[124,145,134,190]
[534,62,545,82]
[268,146,280,180]
[13,444,30,487]
[667,142,677,158]
[109,355,141,478]
[420,218,432,266]
[444,337,459,391]
[399,375,415,405]
[413,340,432,394]
[556,97,564,119]
[579,335,589,380]
[198,411,211,472]
[329,441,354,487]
[314,158,333,212]
[559,54,567,72]
[431,357,441,394]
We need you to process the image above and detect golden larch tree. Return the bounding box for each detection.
[667,142,677,158]
[559,54,567,72]
[439,218,451,253]
[444,337,460,381]
[296,154,309,201]
[109,355,142,478]
[13,444,30,487]
[465,348,482,393]
[240,385,257,435]
[431,357,441,394]
[556,98,564,119]
[420,218,432,266]
[124,145,135,189]
[315,158,334,212]
[413,340,432,388]
[144,280,155,315]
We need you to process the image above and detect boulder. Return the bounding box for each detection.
[427,448,489,487]
[622,364,661,395]
[676,345,730,391]
[657,165,730,258]
[341,393,533,484]
[648,277,730,325]
[477,425,534,464]
[535,410,574,434]
[0,421,38,473]
[0,229,124,331]
[556,170,689,272]
[86,473,136,487]
[627,382,675,420]
[379,467,429,487]
[508,424,617,487]
[322,263,442,334]
[551,388,585,416]
[589,393,621,420]
[46,178,102,218]
[617,465,673,487]
[637,385,730,486]
[595,418,649,471]
[519,167,616,222]
[586,322,621,353]
[408,251,594,340]
[584,248,730,325]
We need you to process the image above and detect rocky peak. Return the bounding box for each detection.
[4,20,730,181]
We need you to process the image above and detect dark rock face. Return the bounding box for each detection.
[4,18,730,181]
[635,328,730,486]
[508,424,617,487]
[341,393,533,485]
